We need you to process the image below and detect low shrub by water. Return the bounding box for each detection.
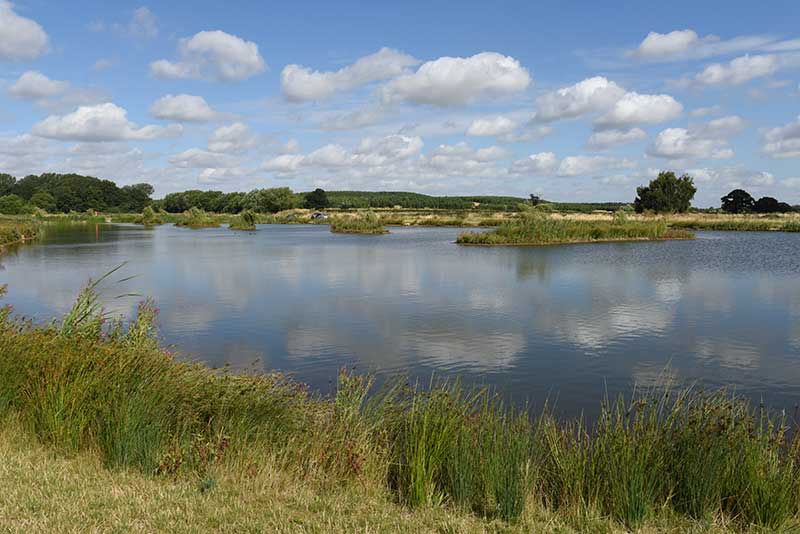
[330,211,387,234]
[174,207,220,229]
[229,209,257,230]
[457,212,693,245]
[0,220,39,248]
[134,206,163,226]
[0,280,798,530]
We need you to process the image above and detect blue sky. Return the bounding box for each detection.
[1,0,799,206]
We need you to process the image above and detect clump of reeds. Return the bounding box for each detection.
[174,207,220,229]
[0,221,40,248]
[670,217,800,232]
[457,211,694,245]
[134,206,163,226]
[229,209,257,231]
[330,211,387,234]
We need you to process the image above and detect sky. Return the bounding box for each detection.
[1,0,799,206]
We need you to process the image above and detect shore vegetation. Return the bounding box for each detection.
[330,211,388,234]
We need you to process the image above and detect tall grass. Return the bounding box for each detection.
[229,209,257,230]
[670,217,800,232]
[174,207,220,229]
[1,281,799,530]
[457,212,693,245]
[330,211,388,234]
[134,206,163,225]
[0,220,39,247]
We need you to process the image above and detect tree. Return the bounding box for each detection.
[634,171,697,213]
[243,188,298,213]
[529,194,542,206]
[30,190,57,212]
[0,194,30,215]
[720,189,755,213]
[305,188,329,210]
[0,174,15,196]
[753,196,779,214]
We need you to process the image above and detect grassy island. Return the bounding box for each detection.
[174,207,221,229]
[0,281,798,532]
[330,211,388,234]
[457,212,694,246]
[228,210,257,231]
[134,206,164,226]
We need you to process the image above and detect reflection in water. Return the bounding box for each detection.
[1,224,799,419]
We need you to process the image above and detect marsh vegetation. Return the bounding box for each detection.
[330,211,388,234]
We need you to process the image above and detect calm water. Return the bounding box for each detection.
[2,223,799,418]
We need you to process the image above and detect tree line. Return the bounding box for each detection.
[0,173,154,214]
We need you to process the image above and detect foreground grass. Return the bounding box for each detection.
[457,213,694,246]
[1,279,799,532]
[330,211,388,234]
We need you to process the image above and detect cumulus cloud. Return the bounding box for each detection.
[509,152,557,175]
[150,30,266,82]
[629,29,777,62]
[594,92,682,129]
[557,156,635,177]
[762,116,800,158]
[319,107,385,130]
[282,48,419,102]
[0,1,49,61]
[647,116,744,160]
[533,76,625,122]
[169,148,238,169]
[466,116,517,137]
[695,54,779,86]
[32,103,182,142]
[587,128,647,150]
[8,71,69,100]
[208,122,256,153]
[686,165,777,189]
[381,52,531,106]
[149,94,219,122]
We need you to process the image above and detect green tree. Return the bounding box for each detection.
[754,196,780,214]
[243,187,298,213]
[0,194,30,215]
[0,174,16,196]
[634,172,697,213]
[304,188,329,210]
[30,190,57,212]
[720,189,755,214]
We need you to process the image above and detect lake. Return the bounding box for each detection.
[2,223,799,419]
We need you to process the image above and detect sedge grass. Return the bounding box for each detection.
[330,211,388,234]
[174,207,221,229]
[229,209,257,231]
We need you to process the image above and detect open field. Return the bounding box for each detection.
[1,282,799,532]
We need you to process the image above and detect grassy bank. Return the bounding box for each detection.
[330,211,388,234]
[1,282,799,532]
[457,213,694,246]
[0,220,39,249]
[669,216,800,232]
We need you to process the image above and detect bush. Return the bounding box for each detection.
[0,194,32,215]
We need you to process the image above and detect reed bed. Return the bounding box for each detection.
[457,212,694,246]
[1,279,799,531]
[174,207,221,229]
[330,211,388,234]
[134,206,164,226]
[228,209,257,230]
[0,220,40,248]
[670,217,800,232]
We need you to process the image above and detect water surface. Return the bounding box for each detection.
[2,223,799,419]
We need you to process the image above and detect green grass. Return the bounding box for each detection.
[1,279,799,531]
[330,211,388,234]
[457,213,694,246]
[134,206,164,226]
[174,207,221,229]
[670,217,800,232]
[229,209,257,231]
[0,220,39,249]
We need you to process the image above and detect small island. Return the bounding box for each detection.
[330,211,388,234]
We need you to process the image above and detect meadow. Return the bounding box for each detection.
[1,278,799,532]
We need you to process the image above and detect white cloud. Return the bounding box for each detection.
[686,166,777,189]
[319,107,384,130]
[381,52,531,106]
[594,92,682,129]
[262,154,305,173]
[169,148,238,169]
[0,1,49,61]
[356,134,424,162]
[466,116,517,137]
[93,58,115,71]
[557,155,634,177]
[128,6,157,39]
[8,71,69,99]
[695,54,778,86]
[282,48,418,102]
[32,103,182,142]
[648,117,743,160]
[533,76,625,122]
[587,128,646,150]
[689,105,721,118]
[208,122,256,153]
[150,30,266,82]
[149,94,218,122]
[509,152,557,175]
[629,29,783,62]
[762,116,800,158]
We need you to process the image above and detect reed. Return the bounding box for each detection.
[0,220,39,248]
[229,209,257,230]
[457,212,693,245]
[330,211,388,234]
[174,207,220,229]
